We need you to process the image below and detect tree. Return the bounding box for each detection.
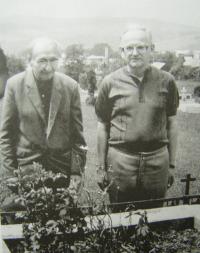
[63,44,85,81]
[154,51,178,72]
[0,48,8,72]
[7,55,26,77]
[65,44,84,60]
[170,55,185,79]
[0,47,8,97]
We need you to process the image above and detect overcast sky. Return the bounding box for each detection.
[1,0,200,27]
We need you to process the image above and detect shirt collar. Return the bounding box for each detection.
[123,65,151,81]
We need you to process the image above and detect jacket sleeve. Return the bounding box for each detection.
[70,83,86,150]
[0,80,18,177]
[70,83,86,175]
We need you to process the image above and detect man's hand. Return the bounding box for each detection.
[97,166,109,191]
[168,168,175,188]
[71,147,87,175]
[69,175,82,192]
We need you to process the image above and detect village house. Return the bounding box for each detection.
[175,50,200,67]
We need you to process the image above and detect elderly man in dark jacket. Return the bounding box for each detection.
[0,38,86,199]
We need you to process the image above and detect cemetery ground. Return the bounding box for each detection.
[81,92,200,201]
[0,80,200,205]
[1,81,200,252]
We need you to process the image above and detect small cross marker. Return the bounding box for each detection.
[181,174,196,195]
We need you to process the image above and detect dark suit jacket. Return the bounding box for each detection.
[0,68,86,177]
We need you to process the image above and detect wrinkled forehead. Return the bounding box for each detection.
[120,29,151,48]
[31,41,61,60]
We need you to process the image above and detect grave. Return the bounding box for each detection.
[1,174,200,252]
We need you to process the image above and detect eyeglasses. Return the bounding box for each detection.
[125,45,148,53]
[36,57,59,67]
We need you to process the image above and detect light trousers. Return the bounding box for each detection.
[107,146,169,210]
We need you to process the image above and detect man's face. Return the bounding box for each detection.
[121,30,151,70]
[31,43,60,82]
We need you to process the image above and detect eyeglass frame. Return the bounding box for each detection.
[35,57,59,67]
[123,44,149,54]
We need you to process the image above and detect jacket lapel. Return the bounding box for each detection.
[25,68,46,125]
[46,75,62,138]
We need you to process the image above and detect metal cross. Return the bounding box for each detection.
[181,173,196,195]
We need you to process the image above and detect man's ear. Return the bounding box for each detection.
[120,48,125,59]
[29,58,35,67]
[148,44,155,63]
[151,43,155,51]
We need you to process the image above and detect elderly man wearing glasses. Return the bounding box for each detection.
[95,25,179,211]
[0,38,86,200]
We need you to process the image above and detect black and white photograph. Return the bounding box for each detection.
[0,0,200,252]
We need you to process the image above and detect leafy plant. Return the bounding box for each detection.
[5,162,200,253]
[12,163,87,253]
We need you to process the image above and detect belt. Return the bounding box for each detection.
[110,145,167,157]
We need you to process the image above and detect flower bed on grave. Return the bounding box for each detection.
[1,163,200,253]
[3,215,200,253]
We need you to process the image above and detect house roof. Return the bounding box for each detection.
[87,55,104,60]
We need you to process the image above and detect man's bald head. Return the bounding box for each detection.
[28,37,62,61]
[120,25,153,49]
[29,37,61,81]
[120,25,154,73]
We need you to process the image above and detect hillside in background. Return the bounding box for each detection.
[0,16,200,54]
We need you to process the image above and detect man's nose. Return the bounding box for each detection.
[132,47,138,56]
[44,62,53,70]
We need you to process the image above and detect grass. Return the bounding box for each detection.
[176,80,200,94]
[171,111,200,196]
[81,91,200,200]
[1,81,200,207]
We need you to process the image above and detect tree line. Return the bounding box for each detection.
[1,43,200,84]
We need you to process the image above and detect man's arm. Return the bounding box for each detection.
[166,76,179,166]
[97,121,109,169]
[95,76,111,166]
[95,76,111,188]
[70,83,86,176]
[167,115,178,167]
[96,121,110,190]
[70,83,86,149]
[0,80,18,177]
[167,115,178,187]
